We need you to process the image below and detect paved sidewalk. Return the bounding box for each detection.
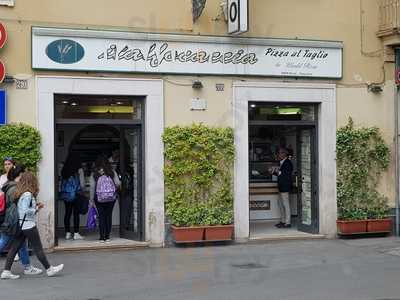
[2,237,400,300]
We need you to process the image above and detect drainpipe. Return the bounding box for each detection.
[395,49,400,236]
[395,86,399,236]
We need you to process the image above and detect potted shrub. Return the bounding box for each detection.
[366,193,392,232]
[164,199,206,242]
[202,204,235,241]
[163,124,234,243]
[336,118,391,235]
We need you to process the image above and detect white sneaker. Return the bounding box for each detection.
[65,232,72,240]
[46,264,64,277]
[105,239,111,243]
[24,265,43,275]
[1,270,20,280]
[14,253,19,262]
[73,233,84,240]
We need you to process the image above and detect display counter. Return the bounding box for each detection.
[249,182,297,221]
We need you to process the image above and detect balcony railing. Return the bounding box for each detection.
[379,0,400,36]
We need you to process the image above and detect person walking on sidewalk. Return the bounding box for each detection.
[272,148,293,228]
[0,164,42,275]
[0,158,18,262]
[1,171,64,279]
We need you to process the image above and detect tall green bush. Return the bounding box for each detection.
[337,118,390,220]
[163,124,234,226]
[0,123,41,171]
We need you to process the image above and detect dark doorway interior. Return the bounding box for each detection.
[54,94,144,247]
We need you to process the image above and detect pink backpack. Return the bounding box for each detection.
[96,175,116,202]
[0,192,5,225]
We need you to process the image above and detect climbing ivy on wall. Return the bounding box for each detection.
[337,118,390,220]
[163,124,234,226]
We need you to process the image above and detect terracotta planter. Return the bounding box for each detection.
[171,225,205,243]
[204,225,234,241]
[337,220,368,234]
[367,219,392,233]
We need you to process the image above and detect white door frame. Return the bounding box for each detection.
[233,82,337,240]
[36,76,164,249]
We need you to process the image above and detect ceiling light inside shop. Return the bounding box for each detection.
[71,102,78,106]
[62,100,69,104]
[276,107,301,115]
[250,104,256,108]
[87,106,134,113]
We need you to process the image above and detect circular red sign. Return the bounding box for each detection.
[0,61,5,83]
[0,22,6,49]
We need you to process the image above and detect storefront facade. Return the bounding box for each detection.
[0,0,397,249]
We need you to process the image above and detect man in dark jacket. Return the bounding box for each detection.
[273,148,293,228]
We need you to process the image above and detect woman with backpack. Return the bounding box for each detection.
[1,171,64,279]
[60,153,85,240]
[0,164,42,276]
[89,156,120,242]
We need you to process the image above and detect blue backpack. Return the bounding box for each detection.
[60,176,80,202]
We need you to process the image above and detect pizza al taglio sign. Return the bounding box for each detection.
[32,27,343,79]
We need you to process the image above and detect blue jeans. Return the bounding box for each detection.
[0,233,30,267]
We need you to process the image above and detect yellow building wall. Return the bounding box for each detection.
[164,76,233,127]
[0,0,397,206]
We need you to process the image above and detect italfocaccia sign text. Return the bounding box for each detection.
[32,28,343,79]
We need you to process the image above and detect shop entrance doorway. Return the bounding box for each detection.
[54,94,144,247]
[248,103,318,238]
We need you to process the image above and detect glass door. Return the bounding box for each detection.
[297,126,318,233]
[119,126,143,240]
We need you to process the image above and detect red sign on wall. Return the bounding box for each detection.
[0,22,6,49]
[0,61,4,83]
[0,22,6,83]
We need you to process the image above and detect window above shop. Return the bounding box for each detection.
[378,0,400,37]
[55,94,143,121]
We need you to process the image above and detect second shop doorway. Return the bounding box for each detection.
[248,103,319,238]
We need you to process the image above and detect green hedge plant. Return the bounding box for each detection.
[163,124,234,227]
[337,118,390,220]
[0,123,41,171]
